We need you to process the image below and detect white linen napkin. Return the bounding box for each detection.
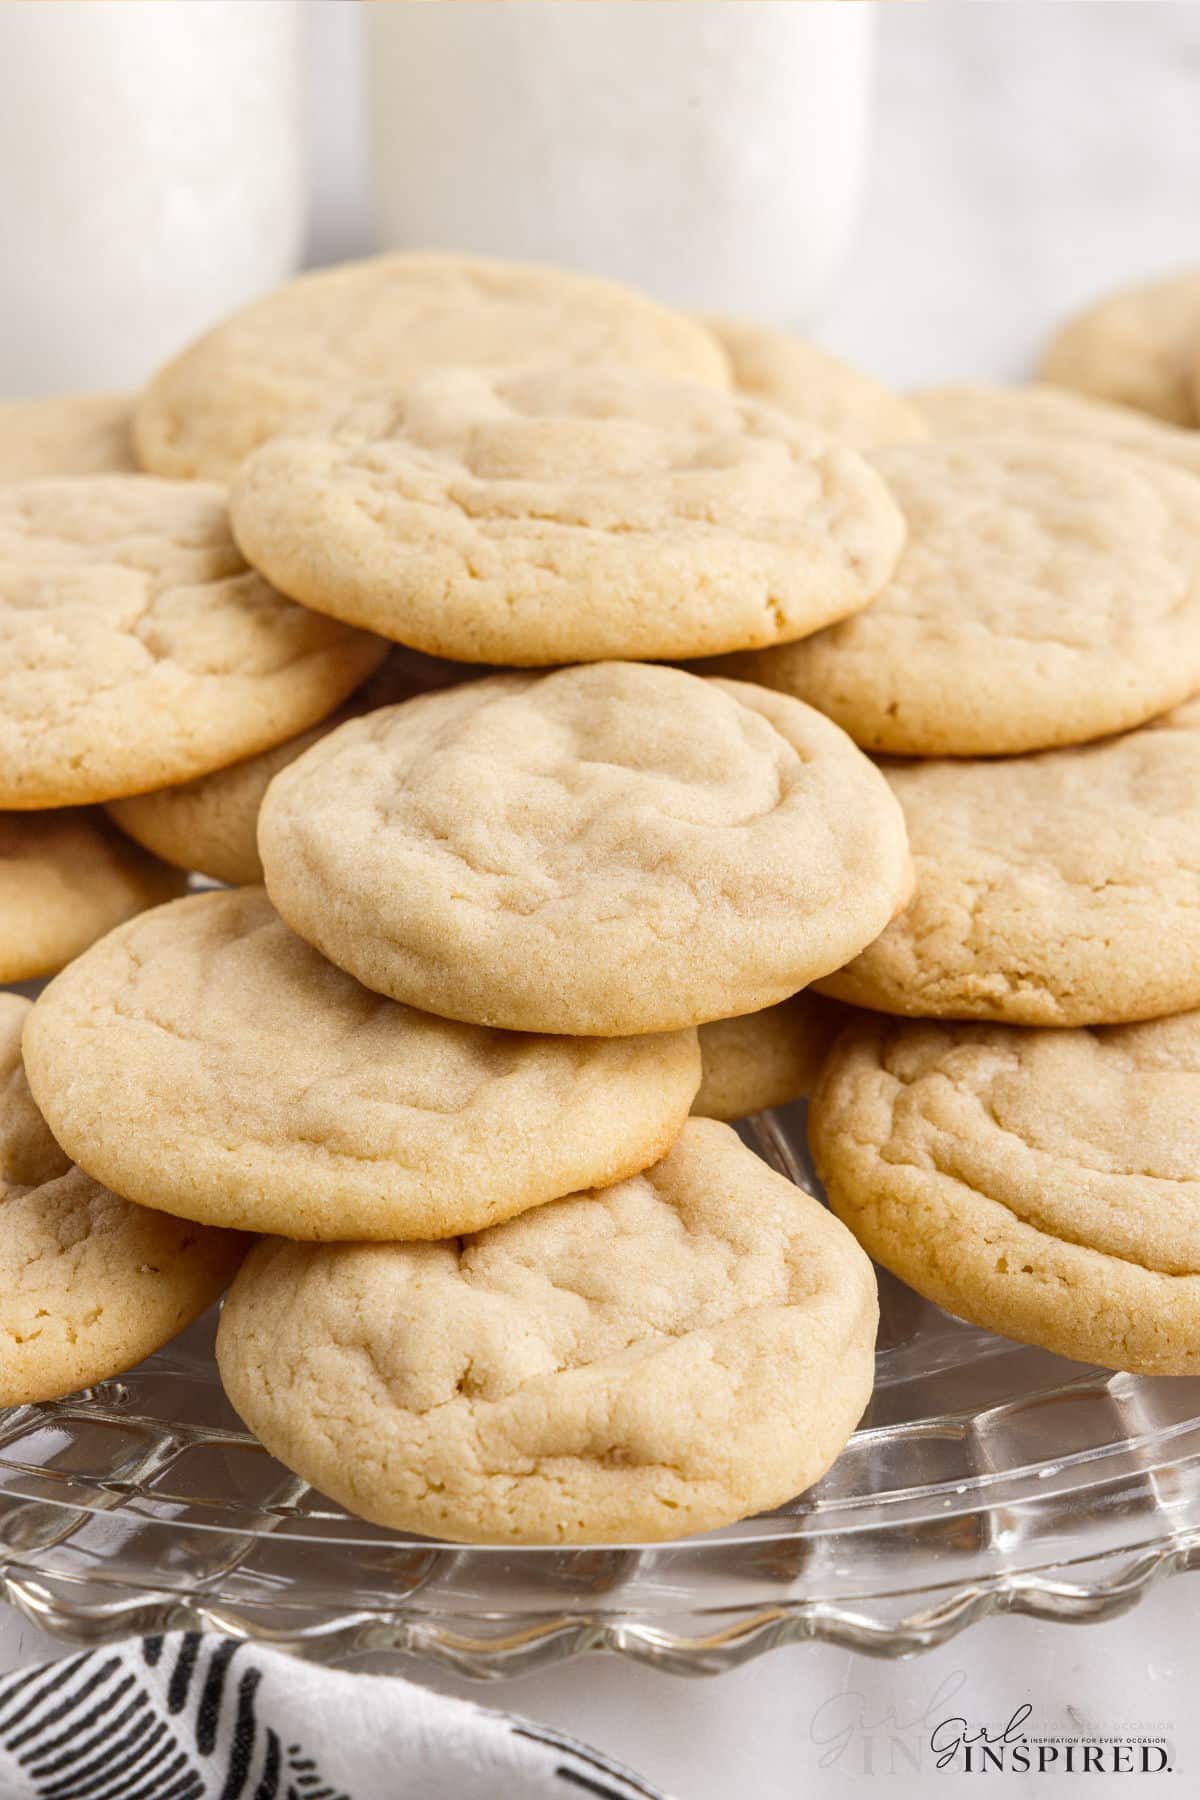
[0,1631,673,1800]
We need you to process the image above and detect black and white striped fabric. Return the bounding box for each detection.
[0,1633,673,1800]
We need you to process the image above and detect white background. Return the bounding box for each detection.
[5,4,1200,1796]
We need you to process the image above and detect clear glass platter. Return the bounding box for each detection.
[2,1101,1200,1678]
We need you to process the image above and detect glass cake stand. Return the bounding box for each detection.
[2,1101,1200,1677]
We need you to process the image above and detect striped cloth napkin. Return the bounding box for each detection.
[0,1631,672,1800]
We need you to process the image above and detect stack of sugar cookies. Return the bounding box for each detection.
[0,398,188,984]
[5,252,1200,1548]
[1,253,918,1546]
[790,270,1200,1385]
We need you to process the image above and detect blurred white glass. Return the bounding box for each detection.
[367,0,873,328]
[0,1,306,397]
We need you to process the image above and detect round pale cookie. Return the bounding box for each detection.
[1038,271,1200,426]
[107,646,475,886]
[818,717,1200,1027]
[714,436,1200,757]
[258,663,914,1036]
[0,475,386,809]
[229,366,905,666]
[217,1117,878,1544]
[134,251,730,481]
[811,1010,1200,1376]
[915,381,1200,478]
[0,393,135,480]
[692,993,843,1122]
[704,316,927,449]
[0,809,186,982]
[0,995,244,1404]
[23,887,701,1241]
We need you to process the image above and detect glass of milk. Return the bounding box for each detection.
[366,0,874,328]
[0,1,306,396]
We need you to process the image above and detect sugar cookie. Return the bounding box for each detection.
[818,717,1200,1027]
[22,887,702,1240]
[0,994,244,1404]
[134,251,731,480]
[217,1118,878,1543]
[258,664,914,1036]
[229,366,905,665]
[1038,271,1200,425]
[811,1010,1200,1376]
[692,994,843,1121]
[0,475,386,807]
[0,809,186,981]
[715,437,1200,756]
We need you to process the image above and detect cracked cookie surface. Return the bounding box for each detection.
[228,365,905,665]
[916,382,1200,477]
[22,887,702,1239]
[108,646,476,886]
[0,476,386,808]
[1037,271,1200,425]
[810,1010,1200,1374]
[0,809,186,981]
[692,993,844,1122]
[818,714,1200,1026]
[714,436,1200,756]
[216,1118,878,1544]
[258,663,914,1036]
[134,251,731,481]
[0,994,244,1403]
[0,393,136,479]
[705,315,927,449]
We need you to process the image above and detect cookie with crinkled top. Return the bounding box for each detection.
[228,365,906,665]
[23,887,702,1240]
[216,1118,878,1543]
[715,436,1200,757]
[257,662,914,1036]
[811,1009,1200,1375]
[0,475,386,808]
[818,714,1200,1027]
